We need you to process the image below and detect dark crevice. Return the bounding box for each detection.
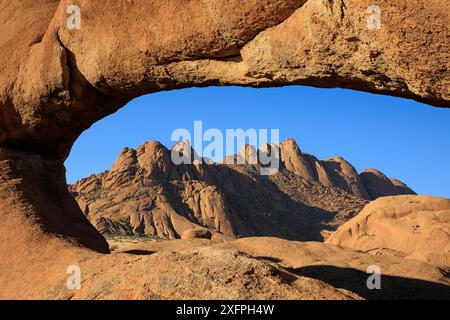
[29,33,45,48]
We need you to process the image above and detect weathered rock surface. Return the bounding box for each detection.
[280,139,375,199]
[0,147,109,254]
[1,0,448,157]
[0,0,448,299]
[219,237,450,300]
[181,228,213,240]
[71,139,414,241]
[2,235,448,300]
[0,0,447,255]
[2,243,362,300]
[359,169,417,199]
[327,195,450,266]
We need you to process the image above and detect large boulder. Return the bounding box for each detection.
[327,195,450,266]
[182,228,213,240]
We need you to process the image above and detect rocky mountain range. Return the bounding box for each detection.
[70,138,415,241]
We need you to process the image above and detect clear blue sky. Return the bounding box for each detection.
[65,86,450,198]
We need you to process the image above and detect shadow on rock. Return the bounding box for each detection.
[289,265,450,300]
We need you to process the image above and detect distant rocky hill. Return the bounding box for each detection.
[70,139,415,241]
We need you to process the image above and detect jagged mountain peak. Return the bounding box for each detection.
[70,139,415,241]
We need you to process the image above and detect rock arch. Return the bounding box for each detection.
[0,0,448,253]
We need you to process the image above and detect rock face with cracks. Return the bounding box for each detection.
[70,139,414,242]
[0,0,448,299]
